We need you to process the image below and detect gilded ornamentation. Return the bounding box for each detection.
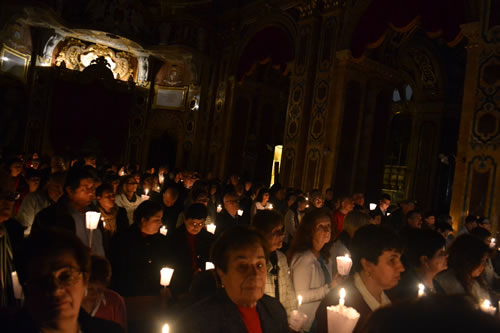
[55,38,135,81]
[297,0,318,17]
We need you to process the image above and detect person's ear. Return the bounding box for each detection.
[419,255,428,267]
[361,258,374,274]
[216,267,226,287]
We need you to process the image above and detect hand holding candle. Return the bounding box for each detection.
[326,288,360,333]
[336,254,353,276]
[289,295,308,332]
[160,267,174,287]
[217,204,222,213]
[480,299,496,315]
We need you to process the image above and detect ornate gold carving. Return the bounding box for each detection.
[460,23,482,49]
[297,0,318,17]
[55,38,135,81]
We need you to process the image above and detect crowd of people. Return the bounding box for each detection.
[0,152,500,333]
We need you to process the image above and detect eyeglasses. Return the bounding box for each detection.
[26,266,82,289]
[189,221,205,228]
[126,182,138,186]
[315,224,331,232]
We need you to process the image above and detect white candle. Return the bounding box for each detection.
[145,188,149,196]
[268,204,273,210]
[336,254,353,276]
[85,211,101,230]
[237,209,244,216]
[305,197,309,201]
[387,212,391,216]
[217,204,222,213]
[418,283,425,297]
[298,294,303,307]
[339,288,346,307]
[160,267,174,287]
[327,303,360,333]
[205,262,215,270]
[490,238,496,249]
[369,203,377,210]
[11,271,23,300]
[480,299,496,315]
[206,223,216,234]
[159,174,164,184]
[162,323,169,333]
[160,226,168,236]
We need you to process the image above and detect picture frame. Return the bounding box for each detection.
[153,85,188,111]
[0,44,31,81]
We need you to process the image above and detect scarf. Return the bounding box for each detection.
[99,205,118,234]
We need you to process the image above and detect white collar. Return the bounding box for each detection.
[353,273,391,311]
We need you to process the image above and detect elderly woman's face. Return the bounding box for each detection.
[217,245,267,307]
[362,250,405,290]
[25,252,87,325]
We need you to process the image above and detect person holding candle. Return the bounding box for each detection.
[390,229,447,301]
[251,188,273,219]
[160,186,183,231]
[287,208,341,332]
[32,167,105,257]
[164,203,214,299]
[4,228,124,333]
[114,175,146,225]
[109,200,167,297]
[95,184,129,255]
[253,210,298,316]
[434,234,491,304]
[215,192,241,237]
[468,227,500,293]
[315,224,405,333]
[176,225,289,332]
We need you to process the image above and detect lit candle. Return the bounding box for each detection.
[206,223,216,234]
[418,283,425,297]
[339,288,346,307]
[159,174,165,184]
[156,185,161,192]
[160,267,174,287]
[237,209,244,216]
[480,299,496,315]
[490,238,496,249]
[217,204,222,213]
[145,188,149,196]
[205,262,215,270]
[85,211,101,248]
[160,226,168,236]
[369,203,377,210]
[289,295,308,332]
[305,197,309,201]
[336,254,353,276]
[162,323,169,333]
[268,204,273,210]
[387,212,391,216]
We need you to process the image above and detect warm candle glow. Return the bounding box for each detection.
[145,188,149,196]
[160,226,168,236]
[206,223,216,234]
[162,323,169,333]
[268,204,273,210]
[237,209,244,216]
[339,288,346,306]
[418,283,425,297]
[490,238,496,249]
[160,267,174,287]
[298,295,303,307]
[369,203,377,210]
[205,262,215,270]
[85,211,101,230]
[217,204,222,213]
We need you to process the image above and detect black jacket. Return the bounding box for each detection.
[165,224,214,298]
[32,196,77,233]
[215,209,239,237]
[110,223,168,297]
[2,308,124,333]
[176,288,289,333]
[98,206,129,257]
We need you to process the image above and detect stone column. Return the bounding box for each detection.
[450,16,500,234]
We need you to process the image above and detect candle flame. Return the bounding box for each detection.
[344,253,350,258]
[418,283,425,292]
[298,295,302,307]
[162,323,169,333]
[340,288,346,299]
[482,299,491,308]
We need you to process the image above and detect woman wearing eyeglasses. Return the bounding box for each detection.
[4,228,124,333]
[253,210,297,317]
[287,208,341,332]
[114,175,146,225]
[165,203,214,300]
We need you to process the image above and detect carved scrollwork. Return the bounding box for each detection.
[55,38,135,81]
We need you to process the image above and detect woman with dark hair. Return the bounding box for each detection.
[467,228,500,293]
[253,210,297,317]
[434,234,490,304]
[165,203,214,299]
[96,184,129,255]
[284,196,307,243]
[288,208,339,332]
[390,229,447,301]
[176,225,289,333]
[4,229,123,333]
[251,188,272,219]
[114,175,146,225]
[109,200,167,297]
[315,225,405,333]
